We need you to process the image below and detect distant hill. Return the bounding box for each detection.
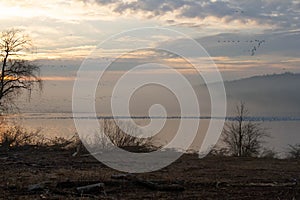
[223,72,300,116]
[17,71,300,117]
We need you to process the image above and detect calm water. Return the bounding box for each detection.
[6,113,300,155]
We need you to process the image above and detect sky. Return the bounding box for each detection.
[0,0,299,77]
[1,0,300,113]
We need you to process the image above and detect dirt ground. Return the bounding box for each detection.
[0,147,299,200]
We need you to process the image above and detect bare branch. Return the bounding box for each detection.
[0,29,42,112]
[222,102,269,157]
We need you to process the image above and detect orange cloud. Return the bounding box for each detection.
[41,76,75,81]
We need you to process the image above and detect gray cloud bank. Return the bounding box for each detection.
[83,0,300,30]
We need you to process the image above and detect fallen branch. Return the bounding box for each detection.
[76,183,106,196]
[241,182,297,187]
[193,181,297,188]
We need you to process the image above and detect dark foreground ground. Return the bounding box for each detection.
[0,147,299,200]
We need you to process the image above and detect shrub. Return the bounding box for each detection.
[0,123,43,149]
[260,148,278,158]
[208,147,230,157]
[81,119,156,153]
[287,144,300,159]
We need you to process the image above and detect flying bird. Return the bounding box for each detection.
[217,38,266,56]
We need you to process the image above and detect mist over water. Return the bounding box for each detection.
[8,72,300,155]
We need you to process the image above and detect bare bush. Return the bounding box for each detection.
[208,147,230,157]
[104,119,154,151]
[287,144,300,159]
[79,119,156,153]
[43,135,76,149]
[0,123,43,149]
[260,148,278,159]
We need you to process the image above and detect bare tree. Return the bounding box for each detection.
[0,29,42,112]
[222,102,268,157]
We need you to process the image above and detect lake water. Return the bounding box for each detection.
[5,112,300,156]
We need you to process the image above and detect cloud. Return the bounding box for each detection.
[0,0,115,22]
[41,76,75,81]
[85,0,300,30]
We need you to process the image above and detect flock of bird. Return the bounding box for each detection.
[217,39,266,56]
